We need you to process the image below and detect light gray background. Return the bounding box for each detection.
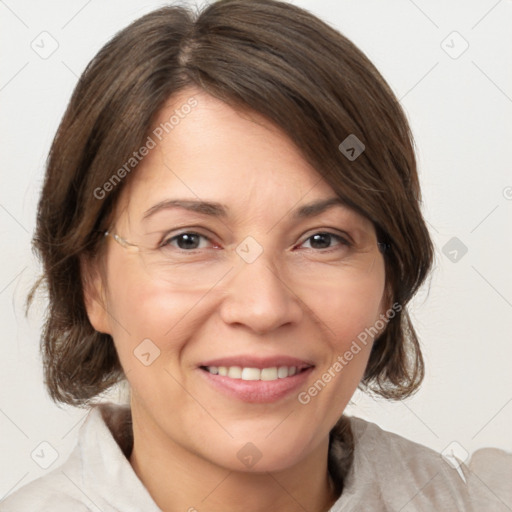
[1,0,511,497]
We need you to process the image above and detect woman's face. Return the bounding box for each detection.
[87,87,387,472]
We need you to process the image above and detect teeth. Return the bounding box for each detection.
[241,367,260,380]
[206,365,301,381]
[277,366,288,378]
[261,367,278,381]
[228,366,242,379]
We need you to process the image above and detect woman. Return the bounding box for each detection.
[1,0,507,510]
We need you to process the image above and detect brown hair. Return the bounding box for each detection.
[30,0,433,407]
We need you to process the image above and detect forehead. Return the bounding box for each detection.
[115,88,366,228]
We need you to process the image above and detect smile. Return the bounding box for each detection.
[198,358,314,403]
[202,365,304,381]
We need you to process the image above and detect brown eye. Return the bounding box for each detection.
[301,232,351,250]
[164,232,211,250]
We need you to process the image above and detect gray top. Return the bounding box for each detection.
[1,402,510,511]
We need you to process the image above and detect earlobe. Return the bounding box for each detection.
[80,256,111,335]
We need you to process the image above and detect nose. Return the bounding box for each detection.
[219,254,303,335]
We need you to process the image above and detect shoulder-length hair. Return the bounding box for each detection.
[30,0,434,407]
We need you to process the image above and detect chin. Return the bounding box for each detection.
[200,430,319,474]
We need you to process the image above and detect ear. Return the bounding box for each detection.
[80,255,111,335]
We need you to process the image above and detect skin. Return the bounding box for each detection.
[84,87,387,512]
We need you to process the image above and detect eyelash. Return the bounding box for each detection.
[299,232,352,251]
[160,230,353,252]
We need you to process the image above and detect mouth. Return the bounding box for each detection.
[197,356,314,403]
[200,365,310,381]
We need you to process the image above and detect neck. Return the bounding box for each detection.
[128,409,339,512]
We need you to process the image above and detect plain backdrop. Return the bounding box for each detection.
[1,0,511,497]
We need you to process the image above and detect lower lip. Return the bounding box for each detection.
[198,367,314,403]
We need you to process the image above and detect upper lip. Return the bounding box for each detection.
[198,355,314,370]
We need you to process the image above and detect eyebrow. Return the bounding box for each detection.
[143,199,226,220]
[293,197,349,218]
[142,197,350,221]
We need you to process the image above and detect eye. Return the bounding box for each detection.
[163,232,213,250]
[299,232,351,251]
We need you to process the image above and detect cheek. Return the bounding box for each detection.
[103,255,193,368]
[298,266,386,418]
[310,261,387,350]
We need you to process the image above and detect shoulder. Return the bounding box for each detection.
[0,406,109,512]
[0,469,92,511]
[335,416,476,510]
[348,415,451,468]
[1,403,156,512]
[347,415,469,482]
